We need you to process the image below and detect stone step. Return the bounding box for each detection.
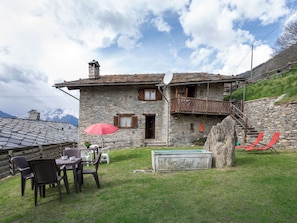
[235,124,259,136]
[145,141,167,147]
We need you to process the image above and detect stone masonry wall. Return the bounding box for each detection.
[169,114,224,146]
[167,83,226,146]
[79,86,164,148]
[241,97,297,150]
[78,83,237,148]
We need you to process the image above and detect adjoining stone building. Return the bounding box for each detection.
[54,60,245,148]
[0,112,78,179]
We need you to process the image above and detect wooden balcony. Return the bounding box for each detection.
[171,96,232,115]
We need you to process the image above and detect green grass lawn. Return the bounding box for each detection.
[1,148,297,223]
[225,69,297,103]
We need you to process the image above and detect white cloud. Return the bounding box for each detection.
[177,0,290,75]
[0,0,294,117]
[117,33,143,50]
[180,0,289,50]
[285,10,297,25]
[212,43,273,75]
[144,0,190,14]
[190,48,214,66]
[152,16,171,33]
[228,0,289,25]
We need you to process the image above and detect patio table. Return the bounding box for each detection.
[56,157,82,193]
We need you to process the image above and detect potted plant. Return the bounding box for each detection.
[84,141,91,148]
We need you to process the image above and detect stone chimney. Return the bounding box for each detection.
[88,60,100,79]
[28,109,40,120]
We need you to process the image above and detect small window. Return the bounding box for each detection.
[138,88,162,101]
[190,123,194,133]
[144,89,156,100]
[114,115,138,129]
[120,116,132,128]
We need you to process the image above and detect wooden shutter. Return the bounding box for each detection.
[138,89,144,100]
[113,116,119,127]
[131,116,138,128]
[156,89,162,100]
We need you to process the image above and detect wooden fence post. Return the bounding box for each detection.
[39,145,43,158]
[8,150,15,175]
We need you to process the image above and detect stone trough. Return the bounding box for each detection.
[151,150,212,172]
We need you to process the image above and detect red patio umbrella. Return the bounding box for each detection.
[84,123,119,135]
[84,123,119,147]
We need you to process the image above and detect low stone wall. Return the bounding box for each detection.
[240,97,297,150]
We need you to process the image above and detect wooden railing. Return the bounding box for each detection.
[171,96,232,115]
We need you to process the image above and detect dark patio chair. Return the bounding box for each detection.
[79,152,102,188]
[63,148,81,158]
[63,148,81,169]
[11,156,34,196]
[62,148,83,184]
[29,159,70,206]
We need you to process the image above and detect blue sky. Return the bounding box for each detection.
[0,0,296,118]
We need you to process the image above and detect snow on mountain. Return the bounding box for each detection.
[41,108,78,126]
[0,108,78,126]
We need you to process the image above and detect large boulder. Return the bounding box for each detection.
[204,116,236,168]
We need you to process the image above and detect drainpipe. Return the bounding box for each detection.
[57,88,80,101]
[158,86,170,147]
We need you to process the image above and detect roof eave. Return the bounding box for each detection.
[54,81,163,90]
[53,76,246,90]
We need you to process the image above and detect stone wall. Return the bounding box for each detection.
[79,86,164,148]
[240,97,297,150]
[78,83,232,148]
[169,114,224,146]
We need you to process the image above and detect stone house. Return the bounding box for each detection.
[54,60,244,148]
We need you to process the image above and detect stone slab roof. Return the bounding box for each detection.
[0,118,77,150]
[54,72,245,90]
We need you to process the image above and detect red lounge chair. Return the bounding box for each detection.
[245,132,280,153]
[235,132,264,150]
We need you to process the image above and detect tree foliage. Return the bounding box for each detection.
[276,13,297,52]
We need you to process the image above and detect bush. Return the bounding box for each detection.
[192,137,207,145]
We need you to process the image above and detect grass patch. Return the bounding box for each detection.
[1,148,297,223]
[225,69,297,103]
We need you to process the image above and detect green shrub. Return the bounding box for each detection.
[192,137,207,145]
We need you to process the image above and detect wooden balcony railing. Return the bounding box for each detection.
[171,96,232,115]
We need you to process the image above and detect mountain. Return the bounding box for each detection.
[0,111,17,118]
[0,109,78,126]
[41,108,78,126]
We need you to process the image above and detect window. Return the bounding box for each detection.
[138,88,162,101]
[120,116,132,128]
[144,89,156,100]
[114,114,138,128]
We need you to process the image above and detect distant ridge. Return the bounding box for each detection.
[238,43,297,79]
[44,114,78,126]
[0,111,17,118]
[42,108,78,126]
[0,109,78,126]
